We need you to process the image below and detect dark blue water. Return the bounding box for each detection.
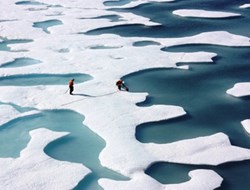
[0,110,127,190]
[86,0,250,38]
[145,161,250,190]
[104,0,132,7]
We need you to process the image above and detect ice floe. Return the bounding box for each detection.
[241,120,250,135]
[161,31,250,47]
[173,9,240,18]
[147,133,250,166]
[226,82,250,97]
[240,4,250,9]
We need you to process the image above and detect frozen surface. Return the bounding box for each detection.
[1,0,250,189]
[173,9,240,18]
[0,104,39,126]
[226,82,250,97]
[146,133,250,166]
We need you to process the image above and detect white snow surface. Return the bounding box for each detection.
[227,82,250,97]
[0,104,39,126]
[173,9,240,18]
[241,120,250,134]
[1,0,250,189]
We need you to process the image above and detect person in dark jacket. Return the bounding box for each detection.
[68,79,75,95]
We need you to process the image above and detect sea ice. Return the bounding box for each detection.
[241,120,250,135]
[173,9,240,18]
[240,4,250,9]
[0,105,23,126]
[0,104,39,126]
[226,82,250,97]
[1,0,250,189]
[227,84,250,144]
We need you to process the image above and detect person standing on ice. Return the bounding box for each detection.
[68,79,75,95]
[116,79,129,91]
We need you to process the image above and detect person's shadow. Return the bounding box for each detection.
[73,91,120,98]
[72,93,95,97]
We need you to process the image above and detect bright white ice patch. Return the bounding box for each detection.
[240,4,250,9]
[241,120,250,135]
[173,9,240,18]
[0,104,39,126]
[227,82,250,97]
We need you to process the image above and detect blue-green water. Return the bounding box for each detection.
[15,0,62,8]
[0,73,92,86]
[0,58,41,68]
[90,15,122,22]
[0,39,32,51]
[104,0,132,7]
[133,40,161,47]
[0,101,36,113]
[33,19,63,33]
[0,109,127,190]
[15,1,47,6]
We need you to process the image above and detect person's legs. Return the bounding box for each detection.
[69,86,74,95]
[122,84,128,91]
